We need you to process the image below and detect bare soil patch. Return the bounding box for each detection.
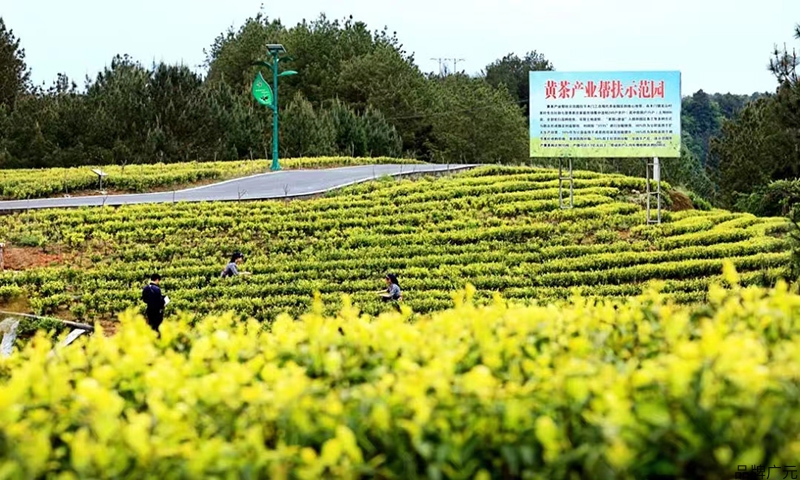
[3,246,65,270]
[669,190,695,211]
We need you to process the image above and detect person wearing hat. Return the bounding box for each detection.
[221,252,251,278]
[141,273,168,333]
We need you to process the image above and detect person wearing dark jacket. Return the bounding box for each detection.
[141,273,167,333]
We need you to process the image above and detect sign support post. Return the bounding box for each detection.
[646,157,662,224]
[558,158,574,209]
[91,169,107,193]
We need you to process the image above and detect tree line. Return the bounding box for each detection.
[705,24,800,213]
[0,14,532,169]
[1,13,797,212]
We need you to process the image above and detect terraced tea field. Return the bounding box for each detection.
[0,165,789,324]
[1,163,798,479]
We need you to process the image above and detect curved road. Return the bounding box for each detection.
[0,164,475,211]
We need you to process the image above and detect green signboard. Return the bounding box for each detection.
[251,72,274,108]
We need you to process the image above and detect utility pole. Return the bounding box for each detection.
[431,58,448,76]
[431,58,466,76]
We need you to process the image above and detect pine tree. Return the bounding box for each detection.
[0,18,30,111]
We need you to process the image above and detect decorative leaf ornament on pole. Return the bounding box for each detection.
[251,44,298,171]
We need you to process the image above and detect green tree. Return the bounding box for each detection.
[83,55,152,163]
[709,96,796,207]
[148,63,213,161]
[41,74,92,167]
[0,18,30,111]
[280,92,336,157]
[484,51,554,120]
[203,80,269,161]
[426,74,528,164]
[336,43,433,158]
[769,24,800,174]
[280,15,392,105]
[205,12,428,158]
[769,24,800,85]
[669,141,716,200]
[709,23,800,209]
[205,13,404,104]
[205,13,286,92]
[327,99,367,156]
[681,90,722,164]
[360,106,402,157]
[711,92,762,119]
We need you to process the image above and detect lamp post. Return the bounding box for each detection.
[251,44,298,171]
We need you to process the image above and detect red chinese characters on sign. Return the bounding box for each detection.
[639,80,652,98]
[545,80,557,99]
[545,80,666,99]
[585,81,598,98]
[599,81,611,99]
[610,80,624,99]
[652,80,665,98]
[558,80,572,98]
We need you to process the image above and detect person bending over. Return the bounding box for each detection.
[379,273,402,302]
[221,252,251,278]
[141,273,168,333]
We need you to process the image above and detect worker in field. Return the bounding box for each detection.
[379,273,403,309]
[221,252,251,278]
[141,273,168,334]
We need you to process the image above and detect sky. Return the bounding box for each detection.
[2,0,798,96]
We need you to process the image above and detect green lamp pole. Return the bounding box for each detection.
[251,44,297,171]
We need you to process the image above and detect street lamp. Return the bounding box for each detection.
[251,44,298,171]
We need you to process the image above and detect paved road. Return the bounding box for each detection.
[0,164,475,211]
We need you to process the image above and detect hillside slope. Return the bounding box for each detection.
[0,165,791,323]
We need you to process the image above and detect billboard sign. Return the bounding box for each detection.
[529,71,681,158]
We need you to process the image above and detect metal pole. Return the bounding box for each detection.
[0,310,94,331]
[657,173,662,223]
[568,158,574,208]
[558,159,563,209]
[271,51,281,171]
[645,159,651,223]
[655,157,661,224]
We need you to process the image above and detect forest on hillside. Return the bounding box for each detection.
[0,13,798,212]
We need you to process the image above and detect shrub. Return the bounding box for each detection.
[2,267,800,479]
[734,179,800,217]
[11,232,44,248]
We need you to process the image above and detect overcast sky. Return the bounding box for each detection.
[2,0,798,95]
